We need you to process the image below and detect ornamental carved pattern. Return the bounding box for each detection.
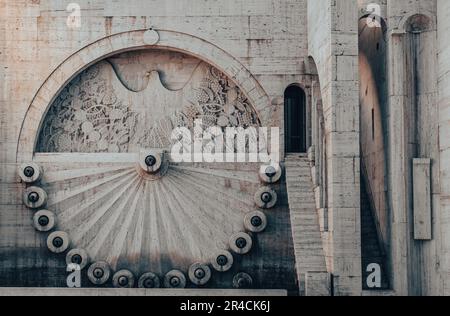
[37,61,260,153]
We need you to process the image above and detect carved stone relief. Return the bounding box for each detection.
[37,50,260,153]
[27,50,280,288]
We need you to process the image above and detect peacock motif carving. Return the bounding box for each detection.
[27,50,278,287]
[37,56,260,154]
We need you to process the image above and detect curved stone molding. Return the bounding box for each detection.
[17,29,271,162]
[397,11,436,32]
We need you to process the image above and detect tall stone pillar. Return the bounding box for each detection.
[437,0,450,296]
[308,0,362,296]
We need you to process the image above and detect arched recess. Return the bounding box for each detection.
[403,14,436,159]
[16,29,271,162]
[387,11,439,295]
[284,85,307,153]
[358,15,390,290]
[14,31,299,290]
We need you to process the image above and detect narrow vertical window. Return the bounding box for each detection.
[284,86,306,153]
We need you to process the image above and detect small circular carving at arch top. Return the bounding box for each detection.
[143,29,160,45]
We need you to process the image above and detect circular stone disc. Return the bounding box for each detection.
[87,261,111,285]
[112,269,135,288]
[229,232,253,255]
[47,231,70,254]
[23,186,48,209]
[137,150,169,180]
[18,162,41,183]
[244,211,268,233]
[210,250,234,272]
[66,248,89,270]
[33,210,56,232]
[164,270,186,288]
[233,272,253,289]
[188,263,212,286]
[143,29,160,45]
[254,186,278,209]
[138,272,161,288]
[259,162,282,184]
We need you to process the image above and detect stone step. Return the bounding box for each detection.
[288,194,315,200]
[285,159,327,284]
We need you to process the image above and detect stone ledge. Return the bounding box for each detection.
[0,288,287,297]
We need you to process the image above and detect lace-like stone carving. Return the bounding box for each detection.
[37,60,260,153]
[37,65,139,153]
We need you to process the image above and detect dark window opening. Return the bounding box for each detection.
[284,86,307,153]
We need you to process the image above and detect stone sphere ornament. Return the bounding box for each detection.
[137,149,168,180]
[112,270,135,288]
[143,29,160,45]
[188,263,212,286]
[164,270,186,288]
[47,231,70,254]
[259,162,282,184]
[229,232,253,255]
[210,250,234,272]
[87,261,111,285]
[138,272,161,288]
[33,210,56,232]
[244,211,268,233]
[233,272,253,289]
[23,186,48,209]
[18,162,42,183]
[254,187,277,209]
[66,249,89,270]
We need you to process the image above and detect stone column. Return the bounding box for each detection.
[437,0,450,296]
[308,0,362,296]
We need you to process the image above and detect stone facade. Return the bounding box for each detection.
[0,0,448,296]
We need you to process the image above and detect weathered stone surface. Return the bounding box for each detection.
[0,0,449,296]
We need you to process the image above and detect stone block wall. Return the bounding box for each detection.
[308,0,362,296]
